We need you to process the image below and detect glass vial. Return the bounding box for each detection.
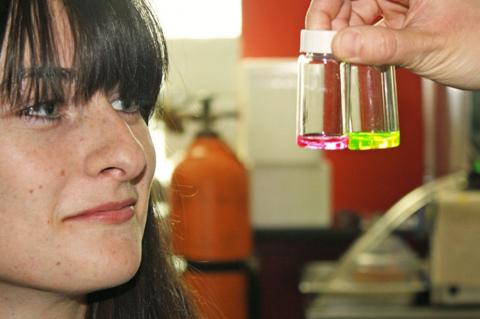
[296,30,348,150]
[346,64,399,150]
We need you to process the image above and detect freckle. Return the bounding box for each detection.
[60,169,65,176]
[29,189,34,194]
[56,261,61,266]
[38,185,43,190]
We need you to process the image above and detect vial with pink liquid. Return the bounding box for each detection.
[296,29,348,150]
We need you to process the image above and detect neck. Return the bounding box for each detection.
[0,282,87,319]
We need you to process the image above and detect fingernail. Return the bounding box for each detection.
[335,30,361,61]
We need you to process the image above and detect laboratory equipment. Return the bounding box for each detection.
[168,96,252,319]
[299,172,480,318]
[347,64,400,150]
[296,29,348,150]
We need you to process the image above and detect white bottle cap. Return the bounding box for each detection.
[300,29,337,54]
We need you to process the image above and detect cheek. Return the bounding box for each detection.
[143,126,156,179]
[0,140,68,222]
[0,146,75,291]
[135,127,156,225]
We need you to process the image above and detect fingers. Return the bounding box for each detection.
[332,1,352,30]
[305,0,348,29]
[305,0,410,30]
[350,0,382,25]
[376,0,410,28]
[332,25,438,68]
[304,0,400,30]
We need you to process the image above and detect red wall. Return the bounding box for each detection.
[242,0,424,217]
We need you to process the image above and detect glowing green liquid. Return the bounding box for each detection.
[474,160,480,174]
[348,131,400,150]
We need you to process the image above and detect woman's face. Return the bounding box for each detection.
[0,8,156,295]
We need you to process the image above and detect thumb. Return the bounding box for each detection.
[332,26,436,67]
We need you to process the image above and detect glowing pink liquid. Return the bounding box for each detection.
[297,134,348,150]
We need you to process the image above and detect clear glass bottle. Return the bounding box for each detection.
[296,30,348,150]
[346,64,399,150]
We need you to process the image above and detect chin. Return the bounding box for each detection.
[12,244,144,297]
[65,250,143,295]
[60,230,145,294]
[95,244,144,288]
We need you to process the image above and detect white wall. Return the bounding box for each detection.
[160,38,242,158]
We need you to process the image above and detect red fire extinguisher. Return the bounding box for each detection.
[168,96,253,319]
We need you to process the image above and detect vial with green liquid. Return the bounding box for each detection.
[346,64,400,150]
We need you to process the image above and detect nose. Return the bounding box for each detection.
[83,99,147,183]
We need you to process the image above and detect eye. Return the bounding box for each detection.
[18,101,61,121]
[111,99,140,114]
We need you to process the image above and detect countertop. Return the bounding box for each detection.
[306,302,480,319]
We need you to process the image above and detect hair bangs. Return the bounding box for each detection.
[0,0,168,120]
[66,0,168,119]
[0,0,65,110]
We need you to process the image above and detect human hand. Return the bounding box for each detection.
[305,0,480,90]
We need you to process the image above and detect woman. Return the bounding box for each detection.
[0,0,197,318]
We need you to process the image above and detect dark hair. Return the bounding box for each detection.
[0,0,198,318]
[0,0,166,120]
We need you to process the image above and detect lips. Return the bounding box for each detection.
[63,198,137,224]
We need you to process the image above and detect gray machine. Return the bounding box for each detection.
[301,172,480,318]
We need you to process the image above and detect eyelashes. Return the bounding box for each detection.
[111,99,141,114]
[15,97,152,126]
[16,100,63,124]
[110,98,155,120]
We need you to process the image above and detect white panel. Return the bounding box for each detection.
[240,58,322,165]
[241,58,332,228]
[251,163,331,228]
[153,0,241,39]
